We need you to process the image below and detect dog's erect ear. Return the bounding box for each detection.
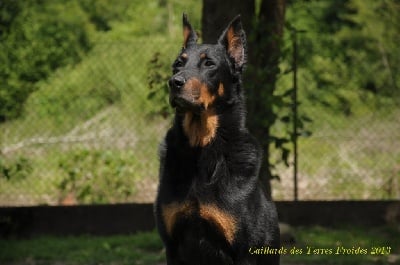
[218,15,247,71]
[182,13,198,48]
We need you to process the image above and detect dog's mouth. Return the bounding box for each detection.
[170,95,203,114]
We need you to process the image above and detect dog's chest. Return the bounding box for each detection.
[160,134,238,244]
[161,199,237,245]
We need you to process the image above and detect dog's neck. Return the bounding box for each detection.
[182,109,218,147]
[177,100,246,148]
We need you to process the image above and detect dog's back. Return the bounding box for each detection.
[155,14,280,265]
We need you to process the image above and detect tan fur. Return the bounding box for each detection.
[184,78,202,97]
[183,27,191,48]
[227,27,243,64]
[181,78,219,147]
[162,202,237,245]
[162,202,194,236]
[183,110,218,147]
[218,82,224,96]
[199,204,237,245]
[199,82,217,109]
[184,78,217,109]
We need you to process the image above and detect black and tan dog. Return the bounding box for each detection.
[155,14,280,265]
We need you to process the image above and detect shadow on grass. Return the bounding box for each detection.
[0,226,399,265]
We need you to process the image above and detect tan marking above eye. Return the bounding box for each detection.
[181,53,188,59]
[200,53,207,59]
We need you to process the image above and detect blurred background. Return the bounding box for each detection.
[1,0,399,206]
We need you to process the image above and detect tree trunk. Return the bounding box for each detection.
[201,0,254,43]
[246,0,286,199]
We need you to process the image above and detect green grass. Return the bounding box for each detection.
[1,226,399,265]
[282,225,400,265]
[0,231,164,265]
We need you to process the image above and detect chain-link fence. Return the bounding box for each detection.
[0,40,175,206]
[1,38,399,206]
[272,109,400,200]
[271,28,400,201]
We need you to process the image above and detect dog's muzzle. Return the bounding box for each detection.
[169,75,201,113]
[169,75,186,91]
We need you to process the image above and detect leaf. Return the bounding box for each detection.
[281,148,291,167]
[301,130,312,137]
[301,115,313,123]
[274,137,290,148]
[147,91,157,100]
[282,88,295,97]
[271,174,281,181]
[280,115,291,123]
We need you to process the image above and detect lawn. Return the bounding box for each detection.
[1,226,399,265]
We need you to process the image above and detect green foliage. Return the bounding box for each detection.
[79,0,136,31]
[57,150,139,204]
[0,0,94,121]
[147,52,174,119]
[26,57,122,131]
[0,0,201,123]
[340,0,400,97]
[0,156,32,181]
[285,0,400,114]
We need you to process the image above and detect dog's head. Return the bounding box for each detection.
[169,14,247,113]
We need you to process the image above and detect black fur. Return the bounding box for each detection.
[155,14,280,265]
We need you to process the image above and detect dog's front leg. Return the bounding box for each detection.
[165,245,181,265]
[233,256,256,265]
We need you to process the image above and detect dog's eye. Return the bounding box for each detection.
[172,60,184,74]
[204,59,215,67]
[173,60,184,68]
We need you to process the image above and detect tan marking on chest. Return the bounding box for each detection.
[183,110,218,147]
[162,202,237,245]
[199,204,237,245]
[162,202,194,236]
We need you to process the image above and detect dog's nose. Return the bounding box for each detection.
[169,75,186,89]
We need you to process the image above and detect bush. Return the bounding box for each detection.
[0,156,32,182]
[0,0,94,121]
[57,149,139,204]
